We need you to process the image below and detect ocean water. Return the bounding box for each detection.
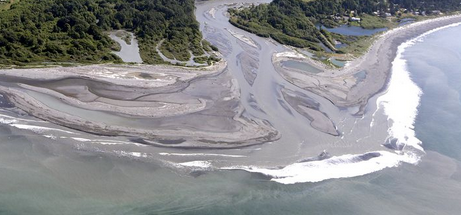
[1,25,461,215]
[407,25,461,161]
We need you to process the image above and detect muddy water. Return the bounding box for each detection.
[0,0,391,173]
[192,0,391,166]
[108,31,143,63]
[2,2,461,214]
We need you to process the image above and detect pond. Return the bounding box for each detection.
[330,57,347,67]
[335,42,348,49]
[281,60,323,73]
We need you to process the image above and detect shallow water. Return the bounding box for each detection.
[109,31,143,63]
[281,60,323,73]
[1,0,461,214]
[330,57,347,67]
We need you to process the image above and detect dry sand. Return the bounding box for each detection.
[273,14,461,113]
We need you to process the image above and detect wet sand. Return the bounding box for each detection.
[274,14,461,112]
[0,0,459,174]
[0,61,280,148]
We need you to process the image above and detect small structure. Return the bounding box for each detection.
[350,17,361,22]
[432,10,442,15]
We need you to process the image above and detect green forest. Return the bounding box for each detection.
[0,0,211,65]
[229,0,461,52]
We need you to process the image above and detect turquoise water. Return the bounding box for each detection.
[1,25,461,215]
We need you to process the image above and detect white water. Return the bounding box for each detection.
[224,151,418,184]
[1,1,459,187]
[217,22,461,185]
[377,22,461,153]
[376,39,424,152]
[159,152,246,158]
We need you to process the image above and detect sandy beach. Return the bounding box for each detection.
[1,12,460,149]
[273,14,461,112]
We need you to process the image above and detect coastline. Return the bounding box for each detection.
[273,14,461,112]
[0,11,460,149]
[0,60,281,149]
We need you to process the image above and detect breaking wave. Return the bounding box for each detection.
[221,22,461,184]
[223,151,418,184]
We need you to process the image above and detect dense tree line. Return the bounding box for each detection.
[0,0,207,65]
[230,0,461,50]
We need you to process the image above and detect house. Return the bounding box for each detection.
[350,17,361,22]
[432,10,442,15]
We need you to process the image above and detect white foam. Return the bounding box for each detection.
[117,151,148,158]
[8,124,76,134]
[43,134,57,140]
[275,51,306,59]
[376,42,423,151]
[0,118,17,124]
[159,152,246,158]
[221,23,461,184]
[223,151,418,184]
[377,21,461,152]
[70,138,146,147]
[71,137,92,142]
[94,139,146,147]
[175,161,212,169]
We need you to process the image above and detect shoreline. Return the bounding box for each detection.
[272,14,461,112]
[1,12,460,150]
[0,60,281,149]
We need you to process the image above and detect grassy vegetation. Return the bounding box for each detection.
[115,31,132,45]
[230,0,461,59]
[337,36,374,56]
[359,14,393,29]
[193,56,208,64]
[228,4,323,51]
[0,0,215,66]
[0,0,20,11]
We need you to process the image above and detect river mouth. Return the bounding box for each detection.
[0,0,460,185]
